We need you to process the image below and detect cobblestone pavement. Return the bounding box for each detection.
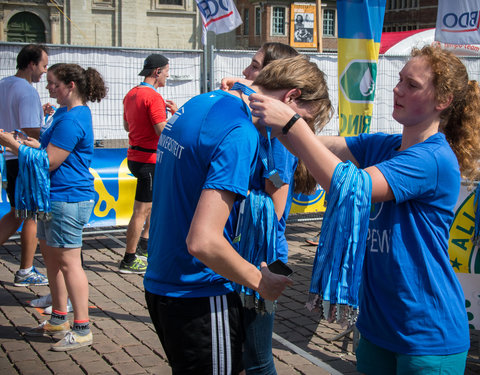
[0,221,479,374]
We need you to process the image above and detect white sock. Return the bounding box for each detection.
[18,266,33,275]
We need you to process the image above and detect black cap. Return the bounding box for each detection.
[138,54,169,76]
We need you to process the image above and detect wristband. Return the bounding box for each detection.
[282,113,301,135]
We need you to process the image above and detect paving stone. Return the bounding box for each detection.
[47,360,85,375]
[80,359,116,374]
[112,361,147,374]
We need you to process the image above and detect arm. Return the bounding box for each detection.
[264,179,289,220]
[186,188,292,301]
[123,119,129,132]
[153,121,167,136]
[249,94,394,202]
[46,143,70,171]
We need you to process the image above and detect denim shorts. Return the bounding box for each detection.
[37,200,94,248]
[356,337,467,375]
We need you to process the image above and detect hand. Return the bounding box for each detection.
[166,100,178,114]
[0,130,20,155]
[43,103,55,116]
[256,262,293,301]
[0,130,16,148]
[248,93,297,137]
[220,77,253,91]
[23,138,41,149]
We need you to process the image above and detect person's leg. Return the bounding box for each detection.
[120,161,154,272]
[53,246,88,321]
[45,200,93,351]
[20,218,38,269]
[356,337,396,375]
[243,308,276,375]
[0,208,22,246]
[125,200,151,255]
[26,239,70,337]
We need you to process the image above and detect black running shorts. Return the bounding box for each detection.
[127,160,155,202]
[145,290,245,375]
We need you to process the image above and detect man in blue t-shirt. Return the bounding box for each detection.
[144,54,325,373]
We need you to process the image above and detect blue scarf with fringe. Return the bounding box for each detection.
[306,161,372,325]
[15,145,51,221]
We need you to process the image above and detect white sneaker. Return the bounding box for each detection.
[29,294,53,308]
[43,299,74,314]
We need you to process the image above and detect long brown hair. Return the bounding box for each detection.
[411,46,480,181]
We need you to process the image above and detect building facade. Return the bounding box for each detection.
[235,0,338,51]
[0,0,205,49]
[383,0,438,32]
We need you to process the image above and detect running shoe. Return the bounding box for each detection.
[26,320,70,337]
[51,331,93,351]
[14,267,49,286]
[305,234,320,246]
[136,244,148,261]
[119,256,147,274]
[29,294,52,308]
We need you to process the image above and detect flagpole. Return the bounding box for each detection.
[317,0,323,52]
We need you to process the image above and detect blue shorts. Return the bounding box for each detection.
[37,200,94,248]
[356,337,467,375]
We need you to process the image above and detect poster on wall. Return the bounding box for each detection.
[290,3,317,48]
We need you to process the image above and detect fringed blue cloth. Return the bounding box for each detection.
[0,146,6,190]
[15,145,51,221]
[474,182,480,245]
[233,189,278,313]
[306,161,372,325]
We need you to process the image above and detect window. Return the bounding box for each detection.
[271,7,286,35]
[93,0,113,5]
[244,9,249,35]
[255,6,261,36]
[323,9,335,37]
[157,0,183,5]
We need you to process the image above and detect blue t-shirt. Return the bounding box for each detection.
[346,132,469,355]
[144,90,259,298]
[40,106,95,202]
[40,106,67,143]
[249,137,297,262]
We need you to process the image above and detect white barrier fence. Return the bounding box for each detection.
[2,42,480,140]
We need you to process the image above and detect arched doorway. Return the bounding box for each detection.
[7,12,46,43]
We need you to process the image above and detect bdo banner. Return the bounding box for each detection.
[435,0,480,45]
[337,0,386,136]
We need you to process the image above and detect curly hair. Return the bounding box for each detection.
[54,64,108,104]
[411,46,480,181]
[253,55,333,193]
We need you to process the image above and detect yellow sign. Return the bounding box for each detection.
[290,4,317,49]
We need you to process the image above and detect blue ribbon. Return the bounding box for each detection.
[0,146,6,190]
[15,145,51,221]
[139,81,156,90]
[233,189,277,312]
[231,82,280,185]
[307,161,372,324]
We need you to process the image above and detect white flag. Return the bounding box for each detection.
[195,0,243,44]
[435,0,480,44]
